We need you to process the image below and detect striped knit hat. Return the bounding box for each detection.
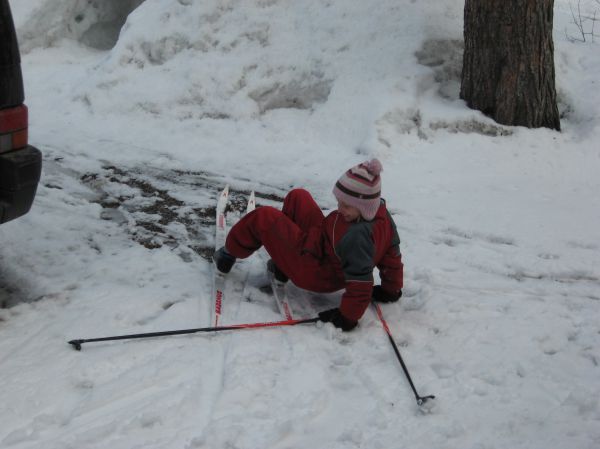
[333,158,383,221]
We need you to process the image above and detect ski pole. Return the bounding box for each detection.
[68,317,319,351]
[372,303,435,407]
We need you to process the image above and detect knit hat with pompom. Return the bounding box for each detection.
[333,158,383,221]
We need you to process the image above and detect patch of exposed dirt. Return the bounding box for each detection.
[80,165,285,261]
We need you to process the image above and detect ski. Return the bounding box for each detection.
[215,184,229,249]
[212,184,229,327]
[246,190,256,214]
[212,187,256,327]
[270,273,294,320]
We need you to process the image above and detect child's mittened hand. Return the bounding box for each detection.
[372,285,402,303]
[318,308,358,331]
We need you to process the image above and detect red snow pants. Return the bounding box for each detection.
[225,189,344,293]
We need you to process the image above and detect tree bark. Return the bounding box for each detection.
[461,0,560,131]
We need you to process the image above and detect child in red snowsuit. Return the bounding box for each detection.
[214,159,403,331]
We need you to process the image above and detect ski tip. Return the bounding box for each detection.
[246,190,256,213]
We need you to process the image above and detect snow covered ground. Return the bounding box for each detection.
[1,0,599,447]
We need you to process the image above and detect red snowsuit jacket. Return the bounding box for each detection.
[307,200,403,322]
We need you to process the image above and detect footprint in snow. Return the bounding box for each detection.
[135,298,185,325]
[401,283,430,311]
[441,226,516,246]
[431,362,455,379]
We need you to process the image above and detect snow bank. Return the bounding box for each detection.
[15,0,145,52]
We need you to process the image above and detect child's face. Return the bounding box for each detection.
[337,200,361,222]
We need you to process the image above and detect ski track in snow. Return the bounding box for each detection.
[1,129,599,446]
[1,157,599,447]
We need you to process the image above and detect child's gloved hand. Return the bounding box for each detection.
[372,285,402,303]
[318,308,358,331]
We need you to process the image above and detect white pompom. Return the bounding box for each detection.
[364,158,383,176]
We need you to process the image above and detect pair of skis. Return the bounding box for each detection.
[211,185,293,326]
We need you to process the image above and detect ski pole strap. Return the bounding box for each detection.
[372,303,435,406]
[68,317,319,350]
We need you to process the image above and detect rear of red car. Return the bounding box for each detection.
[0,0,42,224]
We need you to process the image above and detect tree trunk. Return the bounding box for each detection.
[461,0,560,131]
